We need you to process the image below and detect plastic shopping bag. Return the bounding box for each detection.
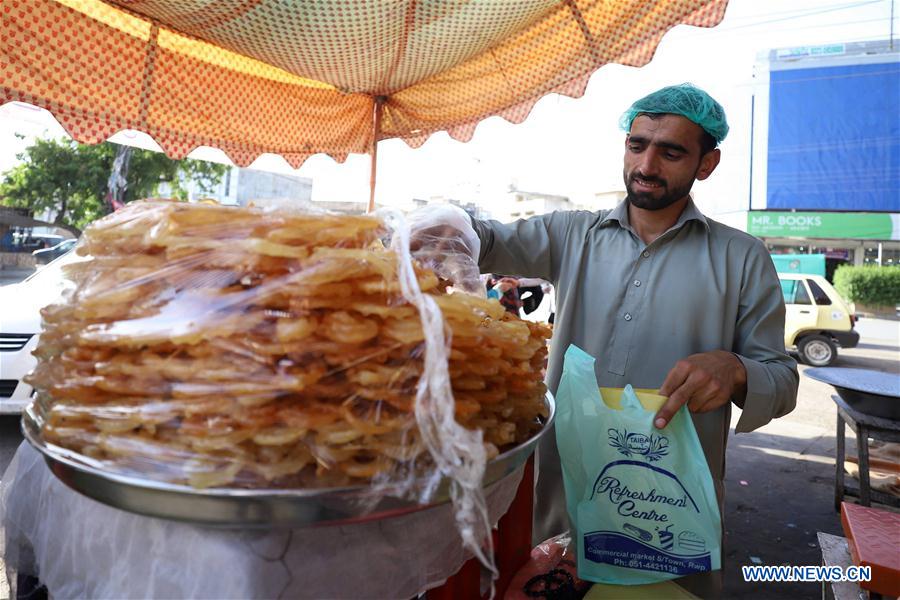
[555,345,721,585]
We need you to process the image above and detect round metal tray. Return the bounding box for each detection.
[22,393,555,528]
[804,367,899,420]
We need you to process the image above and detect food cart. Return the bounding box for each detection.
[0,2,729,597]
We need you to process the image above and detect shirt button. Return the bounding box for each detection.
[633,280,641,287]
[624,313,632,321]
[642,251,650,258]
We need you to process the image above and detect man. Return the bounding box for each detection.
[413,84,798,597]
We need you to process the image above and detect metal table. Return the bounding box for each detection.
[832,394,900,510]
[805,367,900,421]
[804,367,900,510]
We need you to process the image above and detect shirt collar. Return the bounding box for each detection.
[600,196,709,232]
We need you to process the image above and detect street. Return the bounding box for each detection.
[788,317,899,432]
[0,318,897,599]
[722,316,899,599]
[0,414,19,600]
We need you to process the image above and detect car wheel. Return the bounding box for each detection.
[798,334,837,366]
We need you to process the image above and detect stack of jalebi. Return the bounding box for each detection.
[27,201,550,489]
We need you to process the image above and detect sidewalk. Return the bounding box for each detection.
[722,414,853,599]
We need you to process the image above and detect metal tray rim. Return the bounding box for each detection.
[22,392,555,526]
[804,367,900,399]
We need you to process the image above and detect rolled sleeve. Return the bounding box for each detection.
[734,355,795,432]
[733,242,800,433]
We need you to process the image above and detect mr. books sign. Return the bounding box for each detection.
[748,212,899,240]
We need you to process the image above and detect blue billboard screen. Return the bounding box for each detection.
[767,61,900,211]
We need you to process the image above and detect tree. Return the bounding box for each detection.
[0,137,229,234]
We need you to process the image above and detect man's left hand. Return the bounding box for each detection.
[654,351,747,429]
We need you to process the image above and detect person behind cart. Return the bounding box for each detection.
[409,83,799,598]
[486,274,524,316]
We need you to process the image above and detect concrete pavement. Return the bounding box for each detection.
[722,407,855,598]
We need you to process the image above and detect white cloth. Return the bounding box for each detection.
[1,442,523,599]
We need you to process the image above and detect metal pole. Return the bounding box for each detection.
[891,0,895,51]
[877,241,883,266]
[748,94,755,211]
[368,96,386,214]
[105,144,133,213]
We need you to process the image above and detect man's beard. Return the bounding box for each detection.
[623,170,695,211]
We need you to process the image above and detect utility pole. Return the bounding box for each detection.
[891,0,895,51]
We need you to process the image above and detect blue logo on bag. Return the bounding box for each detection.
[608,428,669,462]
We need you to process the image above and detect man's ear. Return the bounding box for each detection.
[696,148,721,181]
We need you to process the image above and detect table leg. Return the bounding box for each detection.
[835,413,845,512]
[857,425,871,507]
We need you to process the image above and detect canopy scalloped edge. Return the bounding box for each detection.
[398,69,595,151]
[2,0,729,170]
[395,2,728,150]
[0,97,350,170]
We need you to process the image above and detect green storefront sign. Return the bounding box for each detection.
[747,212,899,240]
[775,44,845,59]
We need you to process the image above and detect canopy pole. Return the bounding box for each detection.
[368,96,386,213]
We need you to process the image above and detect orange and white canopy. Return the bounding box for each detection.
[2,0,728,170]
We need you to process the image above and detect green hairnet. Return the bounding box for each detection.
[619,83,729,145]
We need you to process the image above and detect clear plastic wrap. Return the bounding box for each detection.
[23,200,551,579]
[407,203,483,296]
[506,532,592,600]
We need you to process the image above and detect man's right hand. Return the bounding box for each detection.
[406,205,483,294]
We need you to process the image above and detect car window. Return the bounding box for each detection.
[794,281,813,305]
[22,251,80,284]
[779,280,794,303]
[780,279,812,305]
[806,279,832,306]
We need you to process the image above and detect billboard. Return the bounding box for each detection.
[764,43,899,212]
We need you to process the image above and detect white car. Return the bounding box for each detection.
[0,252,78,414]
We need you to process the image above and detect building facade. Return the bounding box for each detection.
[744,39,900,279]
[412,196,493,221]
[498,188,571,222]
[160,167,313,207]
